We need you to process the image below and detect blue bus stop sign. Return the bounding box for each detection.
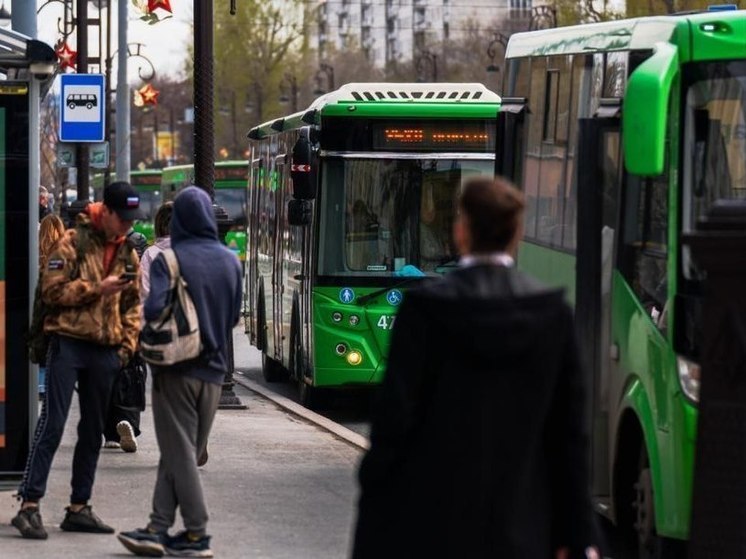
[59,73,105,142]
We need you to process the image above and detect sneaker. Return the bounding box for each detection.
[104,440,121,449]
[164,530,213,557]
[117,421,138,453]
[118,527,168,557]
[60,505,115,533]
[11,506,48,539]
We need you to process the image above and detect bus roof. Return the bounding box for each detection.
[248,82,501,140]
[505,9,746,58]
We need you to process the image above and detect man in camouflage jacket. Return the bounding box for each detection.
[12,182,142,540]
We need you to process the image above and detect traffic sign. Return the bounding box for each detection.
[59,73,105,142]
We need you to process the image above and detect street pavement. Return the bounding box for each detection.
[0,325,365,558]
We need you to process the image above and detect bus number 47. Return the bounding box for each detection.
[377,315,396,330]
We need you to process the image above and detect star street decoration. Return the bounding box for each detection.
[132,0,172,24]
[55,42,77,71]
[147,0,172,13]
[137,83,160,106]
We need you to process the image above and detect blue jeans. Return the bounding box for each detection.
[18,335,120,503]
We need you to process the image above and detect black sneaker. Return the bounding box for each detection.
[11,506,48,539]
[60,505,115,533]
[164,530,213,557]
[118,527,168,557]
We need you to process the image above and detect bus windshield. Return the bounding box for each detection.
[214,188,248,227]
[682,60,746,279]
[137,190,162,221]
[318,156,494,277]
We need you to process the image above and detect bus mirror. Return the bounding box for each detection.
[623,42,679,176]
[291,130,316,199]
[288,199,312,226]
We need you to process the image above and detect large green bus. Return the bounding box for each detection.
[91,170,162,243]
[160,161,248,261]
[245,83,500,407]
[497,8,746,557]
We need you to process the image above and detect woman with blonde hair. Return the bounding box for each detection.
[36,213,66,395]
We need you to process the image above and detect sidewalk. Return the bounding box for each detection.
[0,328,364,558]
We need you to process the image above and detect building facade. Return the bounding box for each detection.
[316,0,540,68]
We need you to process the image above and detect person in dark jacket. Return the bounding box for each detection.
[118,186,242,558]
[102,227,149,452]
[352,176,601,559]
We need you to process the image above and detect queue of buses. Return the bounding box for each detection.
[79,7,745,557]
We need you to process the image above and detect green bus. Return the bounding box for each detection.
[497,8,746,557]
[160,161,248,261]
[91,170,162,243]
[245,83,500,407]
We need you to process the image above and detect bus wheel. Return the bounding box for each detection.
[633,447,685,559]
[294,339,325,410]
[261,352,284,383]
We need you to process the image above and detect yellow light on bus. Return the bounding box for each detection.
[346,350,363,366]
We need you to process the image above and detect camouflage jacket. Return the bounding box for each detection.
[41,213,141,364]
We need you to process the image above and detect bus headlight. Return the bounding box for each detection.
[346,350,363,366]
[349,315,360,326]
[677,355,701,403]
[332,312,343,323]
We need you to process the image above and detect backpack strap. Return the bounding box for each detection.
[161,248,181,290]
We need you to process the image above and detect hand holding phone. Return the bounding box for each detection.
[119,272,137,282]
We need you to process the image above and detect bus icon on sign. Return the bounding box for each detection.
[67,93,97,110]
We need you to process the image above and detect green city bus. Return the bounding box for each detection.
[497,7,746,557]
[245,83,500,407]
[91,170,162,243]
[160,161,248,261]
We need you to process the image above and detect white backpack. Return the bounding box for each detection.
[140,249,202,366]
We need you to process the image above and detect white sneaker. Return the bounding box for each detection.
[103,440,121,449]
[116,421,138,453]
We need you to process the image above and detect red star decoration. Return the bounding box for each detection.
[55,42,77,71]
[138,83,160,106]
[147,0,172,13]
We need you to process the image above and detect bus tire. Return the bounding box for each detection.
[293,336,325,410]
[633,445,686,559]
[261,351,284,383]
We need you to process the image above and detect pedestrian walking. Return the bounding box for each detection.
[351,176,601,559]
[118,187,241,558]
[12,181,142,540]
[139,202,173,303]
[36,214,66,396]
[103,225,150,453]
[38,185,51,222]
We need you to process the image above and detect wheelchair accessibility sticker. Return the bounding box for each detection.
[386,290,403,306]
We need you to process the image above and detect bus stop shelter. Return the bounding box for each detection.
[0,27,55,484]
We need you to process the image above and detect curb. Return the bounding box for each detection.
[233,374,370,451]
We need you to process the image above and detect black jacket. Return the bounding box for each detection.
[352,264,598,559]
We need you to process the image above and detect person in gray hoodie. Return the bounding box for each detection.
[118,187,242,558]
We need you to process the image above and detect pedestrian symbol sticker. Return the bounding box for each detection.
[62,86,100,123]
[339,288,355,304]
[386,290,403,306]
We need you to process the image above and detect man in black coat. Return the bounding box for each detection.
[352,176,601,559]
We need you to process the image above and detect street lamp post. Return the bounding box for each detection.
[485,32,508,86]
[279,73,298,112]
[312,63,335,95]
[415,49,437,82]
[206,0,245,410]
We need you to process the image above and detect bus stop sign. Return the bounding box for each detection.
[59,73,105,142]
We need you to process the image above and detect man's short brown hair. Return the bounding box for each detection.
[458,176,525,253]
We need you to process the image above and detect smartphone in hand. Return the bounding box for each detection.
[119,271,137,282]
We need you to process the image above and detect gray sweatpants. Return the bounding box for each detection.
[147,370,221,536]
